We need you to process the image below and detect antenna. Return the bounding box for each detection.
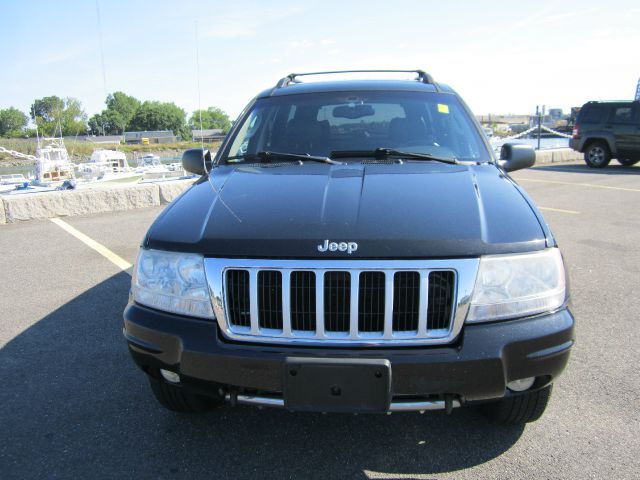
[95,0,108,136]
[195,20,204,148]
[32,105,41,151]
[193,20,240,222]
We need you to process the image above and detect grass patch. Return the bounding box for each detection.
[0,138,222,163]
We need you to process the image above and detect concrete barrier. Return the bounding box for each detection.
[2,183,160,223]
[158,179,196,204]
[535,148,582,164]
[1,179,196,224]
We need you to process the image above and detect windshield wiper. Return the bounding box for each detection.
[227,151,345,165]
[330,148,458,165]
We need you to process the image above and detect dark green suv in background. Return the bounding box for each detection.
[570,100,640,168]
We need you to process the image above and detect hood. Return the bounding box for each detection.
[145,163,547,258]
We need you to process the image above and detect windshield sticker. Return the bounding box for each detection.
[438,104,450,114]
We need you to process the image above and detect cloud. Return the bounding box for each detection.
[40,44,95,65]
[201,5,305,39]
[287,39,316,50]
[542,7,599,23]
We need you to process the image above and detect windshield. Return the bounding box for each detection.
[223,91,490,162]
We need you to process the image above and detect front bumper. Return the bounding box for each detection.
[123,302,574,404]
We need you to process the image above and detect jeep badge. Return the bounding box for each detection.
[317,239,358,254]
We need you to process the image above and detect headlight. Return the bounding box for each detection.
[466,248,566,322]
[132,249,214,319]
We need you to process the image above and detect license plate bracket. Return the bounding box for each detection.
[283,357,391,413]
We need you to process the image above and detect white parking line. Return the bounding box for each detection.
[518,177,640,193]
[50,218,133,274]
[539,206,580,214]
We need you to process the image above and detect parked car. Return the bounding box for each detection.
[570,100,640,168]
[123,70,574,424]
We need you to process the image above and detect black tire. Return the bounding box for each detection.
[584,141,611,168]
[149,377,218,413]
[618,158,639,166]
[481,385,553,425]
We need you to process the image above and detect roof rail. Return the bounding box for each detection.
[274,70,437,89]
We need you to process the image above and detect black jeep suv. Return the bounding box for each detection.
[570,100,640,168]
[123,70,574,424]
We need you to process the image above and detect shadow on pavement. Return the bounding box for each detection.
[532,162,640,175]
[1,272,523,479]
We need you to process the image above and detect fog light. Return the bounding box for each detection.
[160,369,180,384]
[507,377,535,392]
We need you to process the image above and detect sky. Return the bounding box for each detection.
[0,0,639,124]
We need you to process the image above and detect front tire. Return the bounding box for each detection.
[481,385,553,425]
[149,377,219,413]
[584,142,611,168]
[618,158,639,167]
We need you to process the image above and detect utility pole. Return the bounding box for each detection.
[536,105,541,150]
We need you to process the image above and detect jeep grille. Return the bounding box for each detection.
[205,258,479,346]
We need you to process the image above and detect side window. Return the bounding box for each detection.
[581,106,602,123]
[611,107,633,124]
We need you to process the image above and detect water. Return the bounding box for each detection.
[0,155,183,177]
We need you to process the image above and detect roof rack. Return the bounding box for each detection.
[274,70,437,89]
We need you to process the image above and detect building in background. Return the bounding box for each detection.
[123,130,176,144]
[191,129,225,142]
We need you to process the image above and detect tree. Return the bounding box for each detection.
[0,107,29,137]
[88,92,141,136]
[30,96,87,136]
[129,101,190,140]
[106,92,140,131]
[189,107,231,133]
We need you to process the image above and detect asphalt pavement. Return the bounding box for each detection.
[1,161,639,479]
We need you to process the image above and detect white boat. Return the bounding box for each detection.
[135,154,185,179]
[77,149,142,184]
[136,154,162,169]
[33,138,75,185]
[0,173,29,185]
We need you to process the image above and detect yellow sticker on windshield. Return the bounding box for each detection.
[438,103,450,114]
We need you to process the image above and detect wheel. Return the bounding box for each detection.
[617,158,639,166]
[149,377,219,413]
[481,385,553,425]
[584,142,611,168]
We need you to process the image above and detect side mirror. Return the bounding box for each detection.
[498,143,536,172]
[182,148,212,175]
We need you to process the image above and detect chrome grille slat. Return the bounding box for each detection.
[349,272,359,339]
[281,270,292,335]
[315,272,325,339]
[417,271,429,336]
[249,270,259,334]
[206,258,479,347]
[383,271,394,339]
